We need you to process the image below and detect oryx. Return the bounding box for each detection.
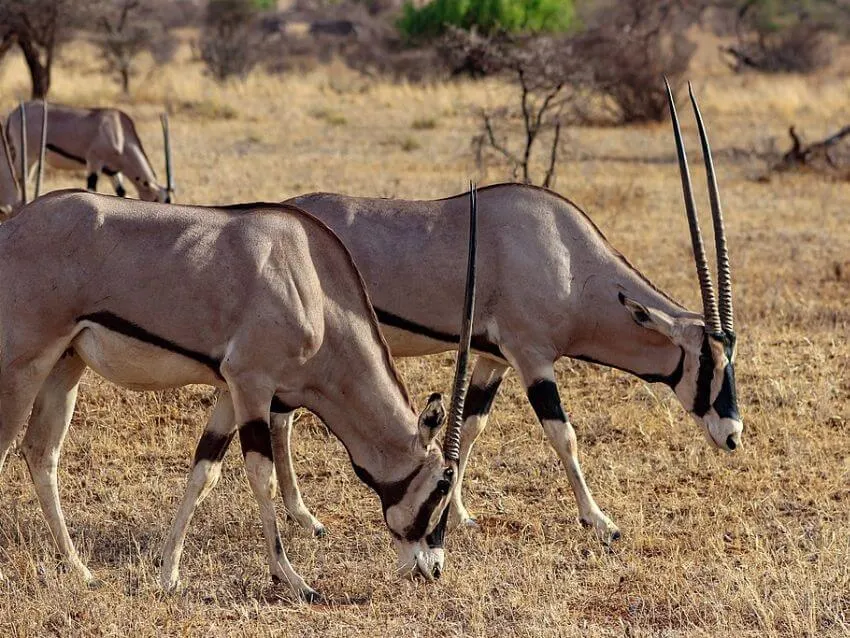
[276,82,743,544]
[0,186,478,598]
[4,102,172,203]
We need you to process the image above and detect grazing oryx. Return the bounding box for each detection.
[4,101,171,203]
[276,82,742,545]
[0,187,479,598]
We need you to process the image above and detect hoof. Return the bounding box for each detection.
[86,577,106,590]
[301,588,324,604]
[313,525,327,539]
[580,513,621,546]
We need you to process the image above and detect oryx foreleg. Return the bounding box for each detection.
[270,411,326,537]
[520,360,620,545]
[161,390,236,591]
[84,159,101,192]
[449,357,508,530]
[20,351,90,582]
[229,378,318,601]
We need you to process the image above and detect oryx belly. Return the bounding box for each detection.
[73,323,221,391]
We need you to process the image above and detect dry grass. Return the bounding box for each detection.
[0,36,848,637]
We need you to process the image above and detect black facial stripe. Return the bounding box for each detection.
[463,377,504,418]
[527,379,566,423]
[713,362,739,421]
[373,307,505,360]
[47,143,86,165]
[239,419,273,460]
[77,311,223,379]
[404,485,447,542]
[193,430,235,465]
[352,462,420,515]
[426,504,451,548]
[693,336,716,417]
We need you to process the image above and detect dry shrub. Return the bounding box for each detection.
[723,22,834,74]
[200,0,268,82]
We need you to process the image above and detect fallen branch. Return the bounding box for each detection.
[774,124,850,172]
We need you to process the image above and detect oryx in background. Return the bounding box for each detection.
[0,187,478,598]
[279,81,742,545]
[4,102,172,203]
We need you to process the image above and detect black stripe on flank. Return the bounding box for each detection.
[527,379,566,423]
[463,377,503,418]
[47,143,86,164]
[77,311,223,378]
[270,396,296,414]
[193,430,235,464]
[239,419,274,460]
[373,307,504,359]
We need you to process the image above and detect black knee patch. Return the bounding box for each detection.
[193,431,235,465]
[86,173,98,191]
[239,419,274,460]
[115,185,126,197]
[527,379,566,422]
[463,378,503,418]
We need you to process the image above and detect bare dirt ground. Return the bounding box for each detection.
[0,38,847,637]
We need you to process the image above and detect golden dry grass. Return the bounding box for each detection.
[0,36,848,637]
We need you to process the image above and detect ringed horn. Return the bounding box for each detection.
[34,101,48,199]
[18,101,27,205]
[443,181,478,464]
[160,112,174,202]
[423,181,477,557]
[664,78,734,337]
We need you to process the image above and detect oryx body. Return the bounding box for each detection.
[4,102,169,202]
[0,190,473,596]
[280,84,742,543]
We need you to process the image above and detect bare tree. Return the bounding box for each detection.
[0,0,90,98]
[95,0,177,94]
[201,0,268,82]
[445,29,590,187]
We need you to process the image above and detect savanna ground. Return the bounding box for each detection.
[0,30,848,638]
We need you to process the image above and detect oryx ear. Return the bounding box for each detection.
[418,392,446,447]
[618,292,678,338]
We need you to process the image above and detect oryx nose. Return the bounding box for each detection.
[726,433,740,451]
[433,564,442,580]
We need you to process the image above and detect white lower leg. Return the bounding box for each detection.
[160,458,223,590]
[243,449,317,600]
[541,418,620,543]
[270,412,325,536]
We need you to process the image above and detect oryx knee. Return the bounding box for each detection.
[528,378,576,448]
[86,173,98,191]
[239,419,276,496]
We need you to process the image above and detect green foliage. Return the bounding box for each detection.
[398,0,576,40]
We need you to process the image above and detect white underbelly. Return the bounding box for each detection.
[73,325,221,391]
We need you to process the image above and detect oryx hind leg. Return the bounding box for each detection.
[227,375,318,601]
[270,410,326,537]
[449,357,509,531]
[161,389,236,591]
[110,172,127,198]
[20,351,91,582]
[514,356,620,545]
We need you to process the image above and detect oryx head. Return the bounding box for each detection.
[620,80,742,452]
[388,183,478,581]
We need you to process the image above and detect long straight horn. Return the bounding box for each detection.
[160,112,174,202]
[664,78,722,336]
[688,83,733,334]
[34,101,47,199]
[18,101,27,205]
[443,182,478,464]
